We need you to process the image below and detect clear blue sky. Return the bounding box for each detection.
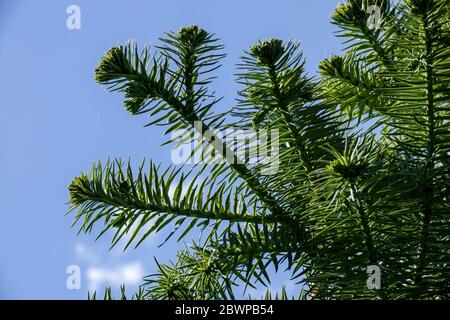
[0,0,342,299]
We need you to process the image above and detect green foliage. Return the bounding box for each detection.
[68,1,450,300]
[88,285,145,300]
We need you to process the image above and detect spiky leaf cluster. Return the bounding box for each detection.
[68,3,449,300]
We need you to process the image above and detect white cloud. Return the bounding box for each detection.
[86,262,145,292]
[74,242,146,292]
[75,242,101,264]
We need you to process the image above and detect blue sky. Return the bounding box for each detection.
[0,0,342,299]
